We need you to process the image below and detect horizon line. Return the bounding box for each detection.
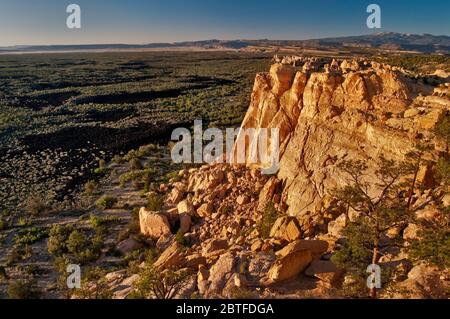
[1,31,449,49]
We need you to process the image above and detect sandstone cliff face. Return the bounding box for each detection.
[126,57,449,299]
[236,57,449,217]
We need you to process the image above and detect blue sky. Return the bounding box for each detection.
[0,0,449,46]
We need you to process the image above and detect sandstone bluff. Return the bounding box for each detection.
[106,56,449,299]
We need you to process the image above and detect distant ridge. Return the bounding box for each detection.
[1,32,449,54]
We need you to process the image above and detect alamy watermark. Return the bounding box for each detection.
[367,4,381,29]
[66,264,81,289]
[170,120,280,175]
[366,264,382,289]
[66,4,81,29]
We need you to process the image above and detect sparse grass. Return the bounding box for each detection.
[146,193,165,211]
[96,195,118,210]
[7,278,42,299]
[25,197,50,216]
[84,181,99,195]
[14,227,49,247]
[257,201,280,239]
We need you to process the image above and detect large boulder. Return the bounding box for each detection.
[276,240,328,259]
[116,238,144,256]
[204,252,237,297]
[394,264,447,298]
[153,241,185,269]
[304,260,344,287]
[270,216,302,242]
[139,208,171,239]
[267,249,312,283]
[202,239,228,255]
[177,199,195,215]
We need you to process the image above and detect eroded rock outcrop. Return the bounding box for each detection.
[235,57,449,220]
[130,56,449,299]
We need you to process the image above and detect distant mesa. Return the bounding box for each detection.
[1,32,449,54]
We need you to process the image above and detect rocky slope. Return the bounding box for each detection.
[112,56,449,299]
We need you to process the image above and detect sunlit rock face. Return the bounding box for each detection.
[234,56,449,217]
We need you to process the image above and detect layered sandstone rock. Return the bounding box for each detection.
[234,57,449,219]
[130,56,448,299]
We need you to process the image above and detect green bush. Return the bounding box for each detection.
[25,197,49,216]
[129,158,143,170]
[112,155,124,164]
[14,227,49,247]
[96,195,118,210]
[146,194,165,211]
[84,181,98,195]
[47,224,74,256]
[410,223,450,269]
[257,202,279,239]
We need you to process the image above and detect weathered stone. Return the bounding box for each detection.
[267,249,312,282]
[154,242,185,269]
[276,240,328,259]
[168,187,185,205]
[179,213,191,234]
[185,254,207,269]
[236,195,250,205]
[251,239,264,252]
[177,199,195,215]
[202,239,228,255]
[305,260,344,287]
[197,202,214,217]
[327,214,347,238]
[116,238,144,255]
[206,253,236,295]
[139,208,171,239]
[403,223,421,241]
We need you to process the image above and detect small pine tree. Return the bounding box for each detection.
[132,264,191,299]
[331,156,414,298]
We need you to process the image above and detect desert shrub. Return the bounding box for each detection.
[436,157,450,187]
[25,197,49,216]
[123,149,139,161]
[47,224,74,256]
[175,230,188,246]
[164,171,182,183]
[434,110,450,151]
[138,144,157,157]
[71,267,113,299]
[112,155,123,164]
[119,168,157,187]
[89,214,105,229]
[131,264,191,299]
[231,287,258,299]
[146,194,165,211]
[258,202,279,239]
[67,230,87,255]
[98,159,106,169]
[7,279,41,299]
[96,195,118,210]
[93,167,107,175]
[129,158,143,170]
[410,228,450,269]
[0,266,7,280]
[48,224,102,263]
[84,181,98,195]
[14,227,49,247]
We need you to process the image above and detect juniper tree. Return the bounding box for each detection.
[132,264,191,299]
[434,110,450,153]
[408,112,450,270]
[331,156,415,298]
